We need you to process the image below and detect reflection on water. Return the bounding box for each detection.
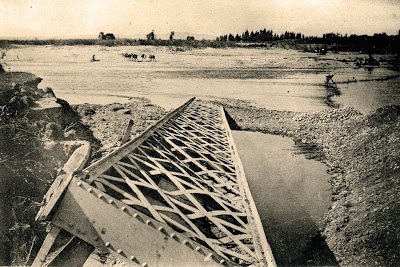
[232,131,337,266]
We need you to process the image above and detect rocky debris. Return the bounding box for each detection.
[74,98,166,158]
[212,99,301,136]
[0,74,65,119]
[116,108,131,114]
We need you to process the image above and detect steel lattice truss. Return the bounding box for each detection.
[83,100,269,266]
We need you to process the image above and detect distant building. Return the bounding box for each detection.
[146,31,155,41]
[98,32,116,40]
[186,36,195,41]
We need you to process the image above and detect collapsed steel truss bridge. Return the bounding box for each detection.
[32,98,276,267]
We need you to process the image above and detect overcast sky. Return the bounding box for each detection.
[1,0,399,39]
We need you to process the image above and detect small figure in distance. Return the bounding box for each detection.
[141,54,146,61]
[91,54,100,62]
[325,74,335,85]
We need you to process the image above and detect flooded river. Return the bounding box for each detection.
[4,45,400,112]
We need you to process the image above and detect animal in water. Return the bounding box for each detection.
[122,53,129,59]
[149,55,156,62]
[122,53,138,61]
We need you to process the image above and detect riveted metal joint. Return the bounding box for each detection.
[183,239,192,249]
[133,212,144,222]
[145,219,155,228]
[204,253,214,262]
[157,226,167,235]
[129,255,140,264]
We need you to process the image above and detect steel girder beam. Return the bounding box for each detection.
[46,177,232,266]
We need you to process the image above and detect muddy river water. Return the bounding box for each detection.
[4,45,400,113]
[233,131,337,265]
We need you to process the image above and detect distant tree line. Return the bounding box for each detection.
[217,29,303,42]
[217,28,400,53]
[2,29,400,53]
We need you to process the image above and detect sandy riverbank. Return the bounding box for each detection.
[1,71,399,266]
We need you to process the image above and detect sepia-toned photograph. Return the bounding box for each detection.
[0,0,399,266]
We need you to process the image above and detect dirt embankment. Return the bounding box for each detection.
[0,72,100,265]
[218,100,400,266]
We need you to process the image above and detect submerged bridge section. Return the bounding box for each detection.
[32,98,276,267]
